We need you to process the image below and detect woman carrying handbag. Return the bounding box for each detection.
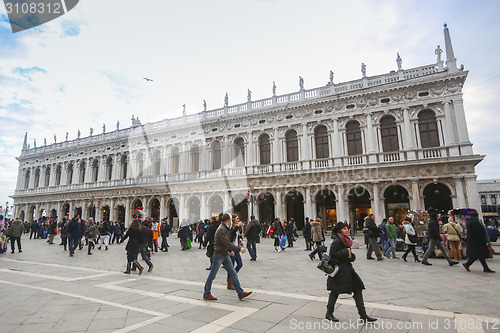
[401,217,420,262]
[325,222,377,322]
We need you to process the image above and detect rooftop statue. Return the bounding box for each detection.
[272,81,276,95]
[247,89,252,101]
[203,99,207,111]
[361,63,367,77]
[90,127,93,136]
[103,124,106,133]
[117,121,120,130]
[329,70,334,84]
[224,93,228,107]
[396,53,402,71]
[65,132,68,141]
[299,76,304,90]
[33,139,36,148]
[77,129,81,139]
[435,45,443,62]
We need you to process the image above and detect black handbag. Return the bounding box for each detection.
[408,233,419,243]
[317,253,335,274]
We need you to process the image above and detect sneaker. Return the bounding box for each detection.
[148,264,154,272]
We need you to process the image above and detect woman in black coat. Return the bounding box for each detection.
[463,212,495,273]
[326,222,376,322]
[120,219,144,275]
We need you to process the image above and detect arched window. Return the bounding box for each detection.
[259,134,271,165]
[24,169,30,189]
[286,130,299,162]
[34,168,40,188]
[346,121,362,156]
[79,161,86,183]
[314,125,329,159]
[106,157,113,180]
[212,141,221,170]
[418,110,439,148]
[44,166,51,186]
[55,165,62,185]
[92,159,99,181]
[190,145,200,172]
[67,163,74,184]
[152,150,161,176]
[234,137,245,167]
[121,155,128,179]
[136,153,144,177]
[380,116,399,152]
[171,147,180,174]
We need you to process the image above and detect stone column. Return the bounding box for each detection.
[223,191,231,213]
[275,190,282,219]
[454,177,466,208]
[465,176,482,219]
[273,128,280,164]
[301,123,309,161]
[451,98,473,155]
[305,187,311,218]
[200,193,207,219]
[110,198,115,221]
[160,195,166,220]
[247,132,254,166]
[371,183,381,223]
[125,198,130,226]
[443,101,459,156]
[436,116,446,147]
[200,141,208,171]
[366,113,377,163]
[179,194,186,221]
[98,157,106,182]
[410,180,421,210]
[336,185,346,225]
[402,107,416,159]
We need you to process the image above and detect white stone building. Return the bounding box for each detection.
[11,25,483,230]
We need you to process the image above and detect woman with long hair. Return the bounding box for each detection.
[119,219,144,275]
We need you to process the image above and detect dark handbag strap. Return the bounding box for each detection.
[450,224,464,241]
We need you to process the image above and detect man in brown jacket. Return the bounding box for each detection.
[8,219,25,253]
[203,213,252,301]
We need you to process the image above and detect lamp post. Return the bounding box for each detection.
[246,185,256,217]
[86,196,101,219]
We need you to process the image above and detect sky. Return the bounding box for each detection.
[1,0,500,211]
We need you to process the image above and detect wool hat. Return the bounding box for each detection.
[333,221,348,233]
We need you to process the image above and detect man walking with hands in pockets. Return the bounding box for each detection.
[203,213,252,301]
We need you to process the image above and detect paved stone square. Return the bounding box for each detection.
[0,235,499,333]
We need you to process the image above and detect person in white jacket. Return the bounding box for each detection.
[401,217,420,262]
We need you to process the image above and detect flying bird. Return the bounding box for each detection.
[143,78,153,82]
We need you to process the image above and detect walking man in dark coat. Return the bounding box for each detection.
[463,211,495,273]
[245,215,261,261]
[422,212,459,266]
[365,214,383,261]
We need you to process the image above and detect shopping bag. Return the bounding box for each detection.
[266,225,275,236]
[280,236,287,248]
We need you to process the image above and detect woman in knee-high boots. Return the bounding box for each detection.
[325,222,376,322]
[119,219,144,275]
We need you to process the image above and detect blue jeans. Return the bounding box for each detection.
[161,236,169,251]
[246,240,256,258]
[204,254,244,297]
[381,239,389,255]
[69,238,79,255]
[228,251,243,278]
[388,238,397,257]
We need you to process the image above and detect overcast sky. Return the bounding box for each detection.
[1,0,499,210]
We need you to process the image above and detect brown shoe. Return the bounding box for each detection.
[203,295,217,301]
[227,278,235,290]
[238,291,252,300]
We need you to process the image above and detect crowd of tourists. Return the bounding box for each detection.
[1,208,498,324]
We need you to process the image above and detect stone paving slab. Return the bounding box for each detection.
[0,235,499,332]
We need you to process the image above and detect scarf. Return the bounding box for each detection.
[338,233,353,248]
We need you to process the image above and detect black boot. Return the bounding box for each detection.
[326,292,340,322]
[133,261,144,275]
[124,262,131,274]
[354,290,377,322]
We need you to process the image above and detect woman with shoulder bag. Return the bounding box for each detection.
[325,222,376,323]
[401,217,420,262]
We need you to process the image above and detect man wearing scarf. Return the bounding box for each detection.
[325,222,376,322]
